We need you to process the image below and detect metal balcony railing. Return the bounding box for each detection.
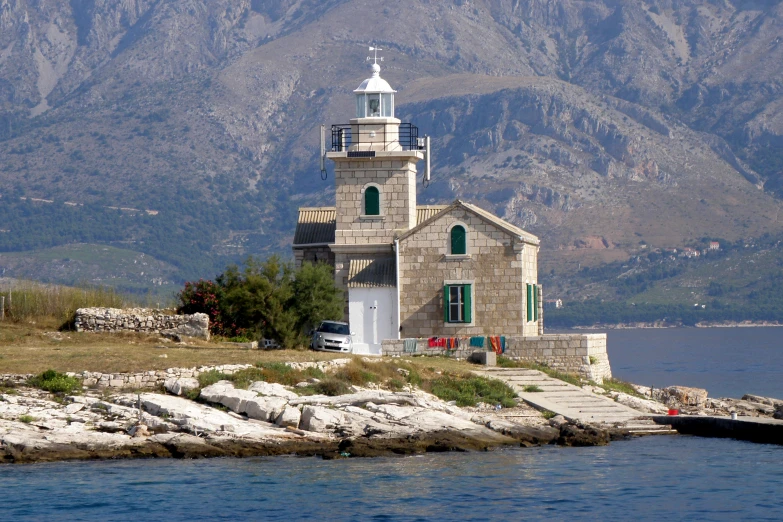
[330,122,420,153]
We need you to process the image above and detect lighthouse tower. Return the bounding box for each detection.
[322,59,424,354]
[327,61,423,245]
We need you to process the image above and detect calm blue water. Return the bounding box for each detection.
[2,437,781,521]
[3,328,782,520]
[603,327,783,399]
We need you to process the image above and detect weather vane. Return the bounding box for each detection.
[366,45,384,65]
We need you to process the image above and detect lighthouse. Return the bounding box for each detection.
[293,54,545,356]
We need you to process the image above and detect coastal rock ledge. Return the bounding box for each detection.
[0,375,612,464]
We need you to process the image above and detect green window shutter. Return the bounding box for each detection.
[533,284,539,321]
[365,186,380,215]
[444,285,450,322]
[463,284,472,323]
[526,284,533,322]
[450,226,466,255]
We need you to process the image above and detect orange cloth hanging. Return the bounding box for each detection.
[489,336,502,355]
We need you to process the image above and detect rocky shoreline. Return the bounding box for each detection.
[6,359,777,465]
[1,361,626,465]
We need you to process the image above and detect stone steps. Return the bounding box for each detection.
[474,368,648,425]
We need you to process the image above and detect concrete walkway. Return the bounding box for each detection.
[474,368,659,427]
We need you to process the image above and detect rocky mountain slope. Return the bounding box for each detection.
[0,0,782,294]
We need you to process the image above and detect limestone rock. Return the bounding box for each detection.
[199,381,259,413]
[608,392,668,414]
[139,393,287,438]
[548,415,568,428]
[165,377,200,396]
[245,396,288,422]
[660,386,708,407]
[557,423,610,447]
[64,403,85,415]
[300,405,346,433]
[485,420,559,444]
[275,406,302,428]
[247,381,298,400]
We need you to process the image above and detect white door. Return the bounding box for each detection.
[349,288,396,355]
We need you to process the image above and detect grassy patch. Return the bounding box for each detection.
[18,414,37,424]
[541,410,557,420]
[27,369,81,395]
[599,378,645,398]
[522,385,543,392]
[427,374,517,407]
[313,378,351,396]
[197,370,232,388]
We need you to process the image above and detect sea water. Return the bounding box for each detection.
[2,328,782,520]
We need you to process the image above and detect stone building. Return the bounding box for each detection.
[293,62,542,355]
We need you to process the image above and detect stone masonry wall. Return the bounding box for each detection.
[398,207,540,338]
[382,333,611,383]
[75,308,210,340]
[1,364,253,390]
[333,157,419,245]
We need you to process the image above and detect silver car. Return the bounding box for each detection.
[310,320,353,353]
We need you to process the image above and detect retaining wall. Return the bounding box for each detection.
[382,333,611,383]
[75,308,210,340]
[0,364,253,390]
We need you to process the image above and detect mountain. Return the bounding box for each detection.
[1,0,782,303]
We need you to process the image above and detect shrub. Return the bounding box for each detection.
[428,374,517,408]
[599,378,644,398]
[18,415,37,424]
[314,378,351,397]
[177,279,232,336]
[177,257,343,348]
[523,385,543,392]
[229,368,266,389]
[197,370,231,388]
[28,370,81,395]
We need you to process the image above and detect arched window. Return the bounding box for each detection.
[450,225,467,255]
[364,186,380,216]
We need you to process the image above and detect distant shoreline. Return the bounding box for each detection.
[554,321,783,331]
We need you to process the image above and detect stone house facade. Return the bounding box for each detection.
[293,62,542,354]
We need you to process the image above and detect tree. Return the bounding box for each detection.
[177,256,343,348]
[292,262,344,335]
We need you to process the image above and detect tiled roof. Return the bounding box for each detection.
[347,258,396,288]
[293,205,449,246]
[293,207,336,245]
[416,205,448,224]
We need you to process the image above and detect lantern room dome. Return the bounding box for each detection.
[354,63,396,94]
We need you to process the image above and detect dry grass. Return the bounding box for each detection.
[0,321,485,376]
[1,280,129,323]
[0,320,347,374]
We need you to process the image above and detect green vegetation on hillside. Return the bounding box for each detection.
[544,234,783,326]
[0,197,273,284]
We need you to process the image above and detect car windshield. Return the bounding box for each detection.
[318,322,350,335]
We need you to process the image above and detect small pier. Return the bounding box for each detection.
[652,415,783,445]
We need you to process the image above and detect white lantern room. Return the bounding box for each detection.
[354,63,396,119]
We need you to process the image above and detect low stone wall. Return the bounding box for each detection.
[382,333,611,383]
[75,308,210,340]
[1,364,253,390]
